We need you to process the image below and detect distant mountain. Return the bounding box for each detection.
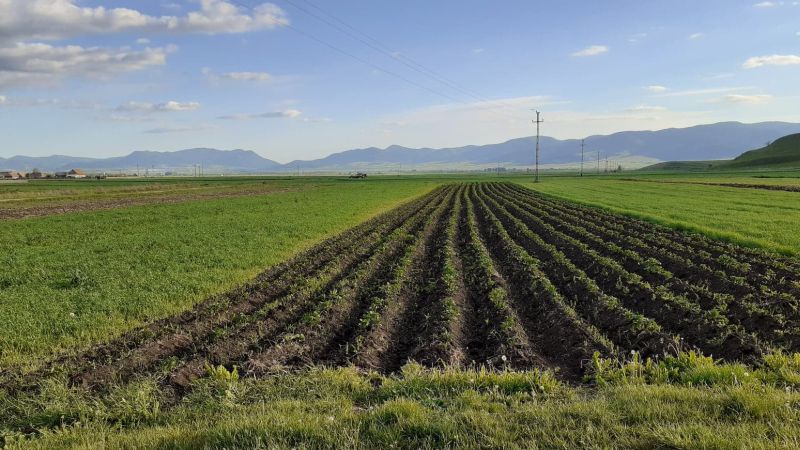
[0,148,281,172]
[3,121,800,173]
[642,133,800,172]
[287,121,800,171]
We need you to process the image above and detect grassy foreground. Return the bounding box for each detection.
[3,352,800,449]
[0,177,440,369]
[523,175,800,255]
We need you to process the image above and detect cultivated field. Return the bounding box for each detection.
[3,178,800,448]
[5,182,798,392]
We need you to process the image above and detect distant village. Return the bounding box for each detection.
[0,169,93,180]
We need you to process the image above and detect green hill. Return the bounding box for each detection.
[725,133,800,169]
[638,160,728,172]
[641,133,800,171]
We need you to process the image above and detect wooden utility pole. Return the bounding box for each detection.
[533,111,543,183]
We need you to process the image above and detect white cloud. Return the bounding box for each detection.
[219,71,272,82]
[0,43,174,88]
[644,85,668,93]
[743,54,800,68]
[688,32,705,40]
[116,101,200,112]
[718,94,773,104]
[0,94,6,104]
[136,38,151,45]
[217,109,303,120]
[0,0,289,43]
[472,48,485,54]
[571,45,608,57]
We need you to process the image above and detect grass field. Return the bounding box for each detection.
[3,174,800,449]
[524,174,800,255]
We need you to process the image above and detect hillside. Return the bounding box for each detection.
[726,133,800,169]
[642,133,800,171]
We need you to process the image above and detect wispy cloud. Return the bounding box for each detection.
[625,105,668,113]
[0,96,102,109]
[116,101,200,113]
[644,85,668,93]
[717,94,773,104]
[688,32,705,40]
[571,45,608,57]
[143,125,212,134]
[753,1,799,7]
[655,86,753,97]
[217,109,303,120]
[628,33,647,43]
[743,54,800,68]
[219,71,272,81]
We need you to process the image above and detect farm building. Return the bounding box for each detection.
[0,170,21,180]
[55,169,87,179]
[67,169,87,179]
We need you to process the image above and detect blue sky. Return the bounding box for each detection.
[1,0,799,162]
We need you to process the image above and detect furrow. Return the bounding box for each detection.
[486,183,764,363]
[469,184,615,380]
[241,186,456,376]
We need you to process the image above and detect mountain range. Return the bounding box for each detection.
[2,121,800,173]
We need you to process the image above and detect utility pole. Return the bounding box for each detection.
[605,156,609,174]
[596,152,600,175]
[580,139,585,177]
[533,111,543,183]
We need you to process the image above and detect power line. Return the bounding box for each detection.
[227,0,465,104]
[229,0,530,121]
[288,0,520,111]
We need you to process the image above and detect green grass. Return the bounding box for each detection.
[3,354,800,449]
[0,177,440,369]
[727,133,800,169]
[523,176,800,255]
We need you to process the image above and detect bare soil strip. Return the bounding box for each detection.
[0,186,300,220]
